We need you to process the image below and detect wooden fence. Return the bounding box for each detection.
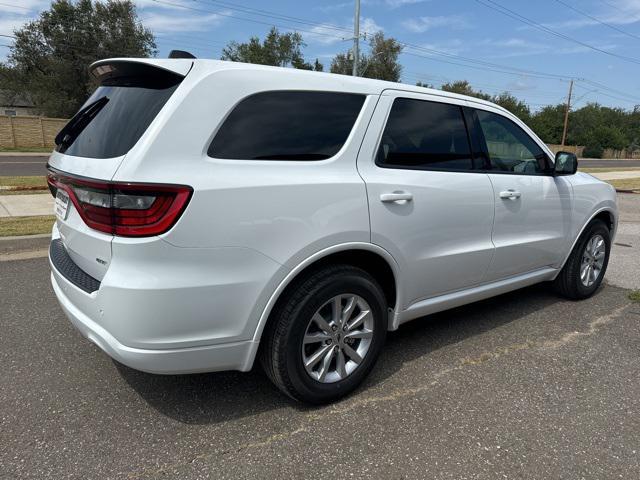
[0,115,68,149]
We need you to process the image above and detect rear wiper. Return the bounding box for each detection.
[55,96,109,152]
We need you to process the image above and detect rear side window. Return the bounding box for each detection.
[475,110,548,174]
[377,98,474,171]
[56,64,183,159]
[208,91,365,160]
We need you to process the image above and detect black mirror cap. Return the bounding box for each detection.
[554,151,578,175]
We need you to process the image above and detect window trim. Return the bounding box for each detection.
[206,89,367,162]
[374,96,481,173]
[469,107,554,176]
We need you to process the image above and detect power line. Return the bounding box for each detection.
[473,0,640,66]
[552,0,640,42]
[199,0,354,36]
[0,1,31,11]
[149,0,347,41]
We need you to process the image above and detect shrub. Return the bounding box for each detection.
[583,143,604,158]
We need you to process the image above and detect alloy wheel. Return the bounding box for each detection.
[301,294,374,383]
[580,234,606,287]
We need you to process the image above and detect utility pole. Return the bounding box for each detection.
[352,0,360,76]
[561,79,574,147]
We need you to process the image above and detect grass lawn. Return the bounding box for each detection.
[0,215,54,237]
[0,176,48,195]
[629,291,640,302]
[0,147,52,153]
[607,178,640,192]
[580,167,640,173]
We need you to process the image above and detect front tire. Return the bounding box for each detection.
[553,219,611,300]
[260,265,387,404]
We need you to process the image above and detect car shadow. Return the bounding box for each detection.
[115,282,592,425]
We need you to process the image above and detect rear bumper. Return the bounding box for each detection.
[50,270,257,374]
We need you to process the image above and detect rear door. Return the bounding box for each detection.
[48,60,187,280]
[469,106,573,280]
[357,90,495,309]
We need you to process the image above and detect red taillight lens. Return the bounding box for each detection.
[47,170,192,237]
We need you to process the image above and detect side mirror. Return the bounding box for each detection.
[554,151,578,175]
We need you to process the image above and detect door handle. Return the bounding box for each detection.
[380,192,413,203]
[499,189,521,200]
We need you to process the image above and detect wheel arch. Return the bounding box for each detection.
[555,206,617,276]
[244,243,401,369]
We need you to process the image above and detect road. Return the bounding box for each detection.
[1,196,639,479]
[0,154,49,176]
[1,154,640,176]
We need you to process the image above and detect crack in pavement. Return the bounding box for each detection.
[127,304,631,479]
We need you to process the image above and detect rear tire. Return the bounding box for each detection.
[553,219,611,300]
[260,265,387,404]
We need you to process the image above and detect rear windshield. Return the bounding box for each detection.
[55,65,182,159]
[208,91,365,160]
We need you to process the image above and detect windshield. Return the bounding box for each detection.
[55,72,181,159]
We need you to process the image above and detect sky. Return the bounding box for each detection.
[2,0,640,111]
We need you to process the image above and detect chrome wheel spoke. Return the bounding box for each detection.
[304,332,331,344]
[336,349,347,379]
[344,329,373,340]
[332,296,342,324]
[304,344,332,370]
[347,309,371,332]
[312,313,332,334]
[341,296,356,324]
[342,343,363,364]
[580,264,589,283]
[317,347,335,382]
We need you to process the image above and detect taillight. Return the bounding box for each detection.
[47,170,192,237]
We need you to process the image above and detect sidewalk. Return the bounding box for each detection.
[0,194,53,217]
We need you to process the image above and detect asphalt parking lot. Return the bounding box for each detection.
[1,196,638,479]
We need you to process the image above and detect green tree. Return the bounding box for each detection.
[329,52,364,76]
[330,32,403,81]
[492,92,531,123]
[441,80,491,101]
[221,27,319,70]
[1,0,155,118]
[528,104,565,144]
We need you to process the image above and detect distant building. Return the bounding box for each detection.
[0,90,37,116]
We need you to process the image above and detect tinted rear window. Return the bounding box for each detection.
[208,91,365,160]
[55,67,182,159]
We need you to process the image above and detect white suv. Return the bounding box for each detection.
[48,58,617,403]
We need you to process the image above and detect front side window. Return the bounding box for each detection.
[377,98,474,171]
[208,91,365,160]
[475,110,548,174]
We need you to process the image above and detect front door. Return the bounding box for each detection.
[357,91,495,309]
[470,107,573,280]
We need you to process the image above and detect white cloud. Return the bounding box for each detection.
[402,15,468,33]
[531,0,640,30]
[142,11,229,33]
[386,0,430,8]
[307,16,382,45]
[417,39,464,55]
